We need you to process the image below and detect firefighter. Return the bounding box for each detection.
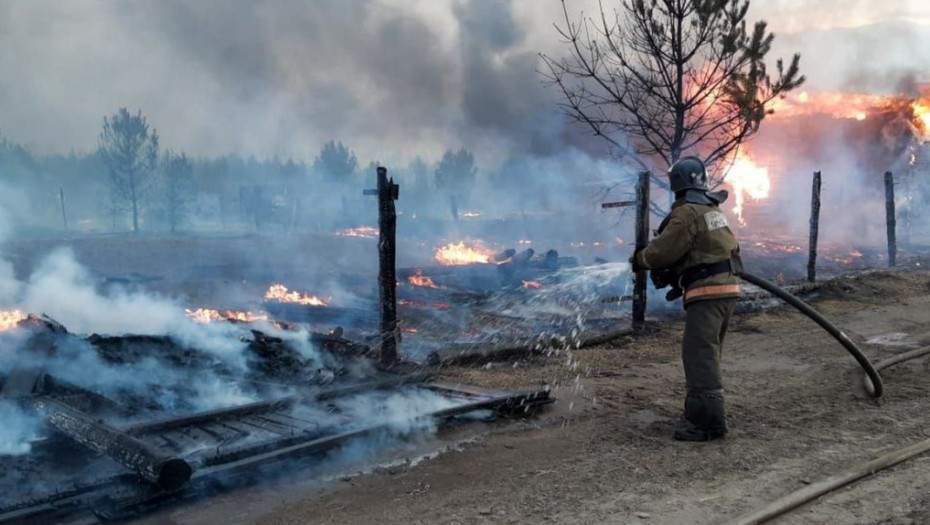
[630,156,742,441]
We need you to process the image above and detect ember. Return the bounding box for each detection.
[185,308,269,324]
[335,226,379,239]
[0,310,26,331]
[408,267,439,288]
[398,298,452,310]
[434,241,495,266]
[753,240,803,254]
[264,284,330,306]
[522,280,543,289]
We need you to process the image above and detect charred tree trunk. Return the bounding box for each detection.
[807,171,821,282]
[633,171,650,330]
[370,167,400,365]
[885,171,896,268]
[31,397,192,490]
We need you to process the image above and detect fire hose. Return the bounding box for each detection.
[738,271,884,399]
[729,345,930,524]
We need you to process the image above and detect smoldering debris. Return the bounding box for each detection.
[0,307,552,522]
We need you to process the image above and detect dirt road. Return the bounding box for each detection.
[146,269,930,525]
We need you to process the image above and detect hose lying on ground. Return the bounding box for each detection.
[729,435,930,525]
[862,345,930,396]
[739,271,884,398]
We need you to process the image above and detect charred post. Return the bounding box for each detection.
[31,397,192,490]
[807,171,821,282]
[367,167,400,365]
[885,171,897,267]
[633,171,650,329]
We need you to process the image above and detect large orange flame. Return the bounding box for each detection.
[0,310,27,331]
[725,152,771,226]
[768,89,930,141]
[434,241,494,266]
[767,91,892,121]
[264,284,330,306]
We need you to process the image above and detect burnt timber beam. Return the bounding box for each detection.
[30,397,192,491]
[124,373,435,437]
[0,381,551,524]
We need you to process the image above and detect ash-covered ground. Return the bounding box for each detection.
[1,229,928,524]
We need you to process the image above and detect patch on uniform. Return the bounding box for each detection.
[703,211,729,231]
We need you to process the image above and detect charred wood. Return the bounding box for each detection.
[808,171,822,282]
[885,171,897,267]
[632,171,650,329]
[29,397,192,490]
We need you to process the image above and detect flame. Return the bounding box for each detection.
[335,226,379,239]
[434,241,494,266]
[264,284,330,306]
[768,91,894,121]
[408,267,439,288]
[914,98,930,140]
[0,310,27,331]
[768,89,930,141]
[725,152,771,226]
[185,308,269,324]
[522,280,543,289]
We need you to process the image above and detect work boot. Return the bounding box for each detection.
[673,391,728,442]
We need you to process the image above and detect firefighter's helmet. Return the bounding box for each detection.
[667,156,709,193]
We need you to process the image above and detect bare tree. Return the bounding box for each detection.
[541,0,805,180]
[98,108,159,232]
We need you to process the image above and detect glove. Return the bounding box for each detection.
[628,250,645,273]
[650,268,672,289]
[665,286,684,302]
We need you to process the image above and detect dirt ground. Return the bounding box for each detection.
[206,268,930,525]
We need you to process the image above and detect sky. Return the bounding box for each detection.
[0,0,927,168]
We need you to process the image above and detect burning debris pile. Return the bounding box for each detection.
[403,243,577,292]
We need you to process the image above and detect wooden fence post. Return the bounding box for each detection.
[885,171,896,268]
[807,171,821,282]
[632,171,651,330]
[365,167,400,365]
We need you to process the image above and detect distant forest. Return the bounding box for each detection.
[0,109,616,237]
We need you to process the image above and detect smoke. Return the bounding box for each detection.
[0,400,39,456]
[22,248,181,335]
